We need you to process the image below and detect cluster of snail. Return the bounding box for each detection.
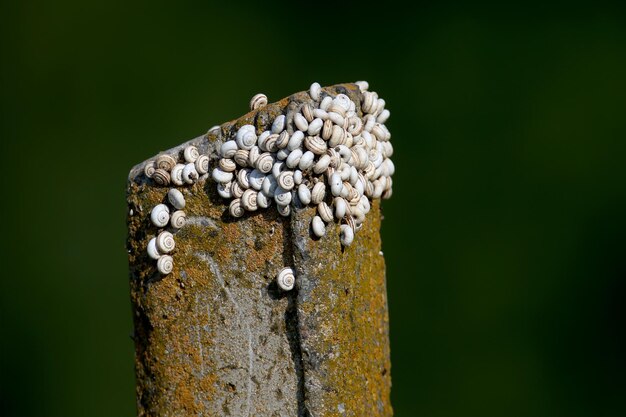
[144,145,209,186]
[211,81,394,247]
[147,188,187,274]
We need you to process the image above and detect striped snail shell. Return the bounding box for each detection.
[156,154,176,171]
[309,82,321,101]
[277,171,295,190]
[248,169,265,191]
[156,231,175,253]
[183,145,199,163]
[327,111,345,127]
[257,131,270,150]
[256,152,274,174]
[382,141,394,158]
[234,149,250,167]
[276,131,290,149]
[237,168,250,189]
[361,131,376,149]
[220,140,238,158]
[369,149,384,168]
[320,96,332,111]
[212,167,233,184]
[277,203,291,217]
[170,210,186,229]
[157,255,174,275]
[229,198,245,218]
[287,130,304,151]
[304,135,327,155]
[144,161,156,178]
[262,175,278,196]
[311,182,326,205]
[256,190,271,208]
[327,148,341,169]
[217,182,232,198]
[195,154,209,175]
[345,214,357,233]
[317,202,333,223]
[298,151,315,170]
[285,149,303,169]
[330,173,343,197]
[313,154,331,174]
[182,163,199,184]
[321,119,333,140]
[328,125,346,148]
[340,224,354,246]
[167,188,185,209]
[294,113,309,132]
[335,145,352,162]
[382,188,393,200]
[264,134,278,152]
[147,237,161,260]
[241,189,258,211]
[371,123,387,142]
[346,116,363,136]
[334,197,347,219]
[235,125,257,150]
[219,158,236,172]
[383,158,395,176]
[152,169,170,186]
[297,184,311,205]
[274,186,292,206]
[311,215,325,237]
[301,103,314,122]
[363,114,377,132]
[307,118,323,136]
[277,267,296,291]
[271,114,286,134]
[170,164,185,186]
[250,93,268,110]
[230,181,244,198]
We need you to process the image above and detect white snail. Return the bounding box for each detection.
[229,198,244,218]
[317,202,333,223]
[212,168,233,184]
[277,267,296,291]
[287,131,304,151]
[147,237,161,260]
[167,188,185,209]
[274,187,292,206]
[277,171,295,191]
[294,113,309,132]
[297,184,311,205]
[157,255,174,275]
[183,145,199,163]
[285,149,303,169]
[271,115,285,134]
[182,163,199,184]
[236,125,257,150]
[311,215,325,237]
[152,169,170,186]
[309,82,321,101]
[304,135,326,155]
[150,204,170,227]
[250,93,268,110]
[195,154,209,175]
[311,182,326,205]
[170,210,186,229]
[171,164,185,186]
[241,189,258,211]
[340,224,354,246]
[156,154,176,171]
[156,231,175,253]
[220,140,238,158]
[144,161,156,178]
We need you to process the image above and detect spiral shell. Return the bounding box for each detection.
[313,154,331,174]
[170,164,185,186]
[144,161,156,178]
[250,93,268,110]
[156,231,175,253]
[285,149,303,169]
[167,188,185,209]
[297,184,311,205]
[256,152,274,173]
[328,126,346,147]
[311,182,326,205]
[219,158,236,172]
[153,169,170,186]
[311,215,325,237]
[183,145,199,163]
[293,170,303,185]
[156,154,176,171]
[340,224,354,246]
[277,203,291,217]
[217,182,232,198]
[212,167,233,184]
[157,255,174,275]
[346,116,363,136]
[236,125,257,150]
[147,238,161,260]
[318,202,333,223]
[150,204,170,227]
[277,171,295,190]
[307,118,323,136]
[272,161,285,179]
[231,181,244,198]
[287,130,304,151]
[248,169,265,191]
[257,190,271,208]
[321,119,333,140]
[234,149,250,167]
[170,210,186,229]
[195,154,209,175]
[298,151,315,170]
[276,131,290,149]
[237,168,250,189]
[220,140,238,158]
[277,267,296,291]
[183,163,199,184]
[355,80,369,91]
[248,146,261,166]
[304,135,327,155]
[309,82,321,101]
[263,134,278,152]
[320,96,332,111]
[274,187,292,206]
[241,189,258,211]
[229,198,245,218]
[271,115,286,134]
[328,111,345,127]
[301,103,314,122]
[294,113,308,132]
[334,197,347,219]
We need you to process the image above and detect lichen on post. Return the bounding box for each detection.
[127,82,394,416]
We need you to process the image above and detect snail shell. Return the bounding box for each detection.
[382,141,394,158]
[311,215,325,237]
[274,186,292,206]
[277,203,291,217]
[287,130,304,151]
[153,169,171,186]
[311,182,326,205]
[272,161,285,179]
[219,158,236,172]
[309,82,321,101]
[271,114,286,134]
[333,94,351,111]
[304,135,327,155]
[293,170,303,185]
[235,125,257,150]
[345,214,357,232]
[320,96,332,111]
[247,146,260,166]
[313,154,331,174]
[277,267,296,291]
[307,118,323,136]
[170,210,186,229]
[234,149,250,167]
[157,255,174,275]
[340,224,354,246]
[313,108,329,120]
[277,171,295,190]
[276,131,290,149]
[383,158,395,176]
[231,181,244,198]
[144,161,156,178]
[167,188,186,209]
[195,154,209,175]
[248,169,265,191]
[183,145,199,163]
[330,173,343,197]
[250,93,268,110]
[256,190,271,208]
[362,131,376,149]
[217,182,232,198]
[156,154,176,171]
[147,237,161,260]
[382,188,393,199]
[285,149,303,169]
[377,109,390,124]
[328,103,347,118]
[263,134,278,152]
[301,103,314,122]
[156,231,175,253]
[237,168,250,189]
[241,189,258,211]
[371,123,388,142]
[262,175,278,196]
[294,113,309,132]
[321,119,333,140]
[151,204,170,227]
[355,80,369,92]
[298,151,315,170]
[212,167,233,184]
[328,125,346,148]
[256,152,274,174]
[220,140,238,158]
[334,197,347,219]
[318,202,333,223]
[297,184,311,205]
[170,164,185,186]
[347,116,363,136]
[182,163,199,184]
[229,198,245,217]
[349,166,359,186]
[328,111,345,127]
[363,114,377,132]
[276,148,290,161]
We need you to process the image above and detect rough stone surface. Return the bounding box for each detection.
[127,84,392,416]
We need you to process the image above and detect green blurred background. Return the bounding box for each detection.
[1,1,625,416]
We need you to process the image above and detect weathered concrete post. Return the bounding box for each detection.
[127,83,393,416]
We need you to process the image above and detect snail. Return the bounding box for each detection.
[156,231,175,253]
[276,131,290,149]
[311,215,325,237]
[237,168,251,189]
[235,125,257,150]
[256,152,274,173]
[241,189,258,211]
[150,204,170,227]
[340,224,354,246]
[297,184,311,205]
[313,154,331,174]
[220,140,238,158]
[144,161,156,178]
[248,146,261,166]
[182,163,199,184]
[298,151,315,170]
[276,148,290,161]
[156,154,176,171]
[294,113,309,132]
[309,82,321,101]
[274,187,292,206]
[318,202,333,223]
[277,171,295,190]
[234,149,250,167]
[152,169,170,186]
[217,182,232,198]
[313,108,329,120]
[229,198,244,217]
[230,181,244,198]
[311,182,326,205]
[257,190,271,208]
[183,145,199,163]
[277,267,296,291]
[334,197,347,219]
[212,168,233,184]
[301,103,314,122]
[277,203,290,217]
[330,173,343,197]
[171,164,185,186]
[287,130,304,151]
[307,118,323,136]
[262,175,278,196]
[168,188,185,209]
[195,154,210,175]
[250,93,268,110]
[320,96,332,111]
[219,158,237,172]
[147,237,161,260]
[271,115,286,134]
[248,169,265,191]
[157,255,174,275]
[170,210,186,229]
[304,135,326,155]
[285,149,303,169]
